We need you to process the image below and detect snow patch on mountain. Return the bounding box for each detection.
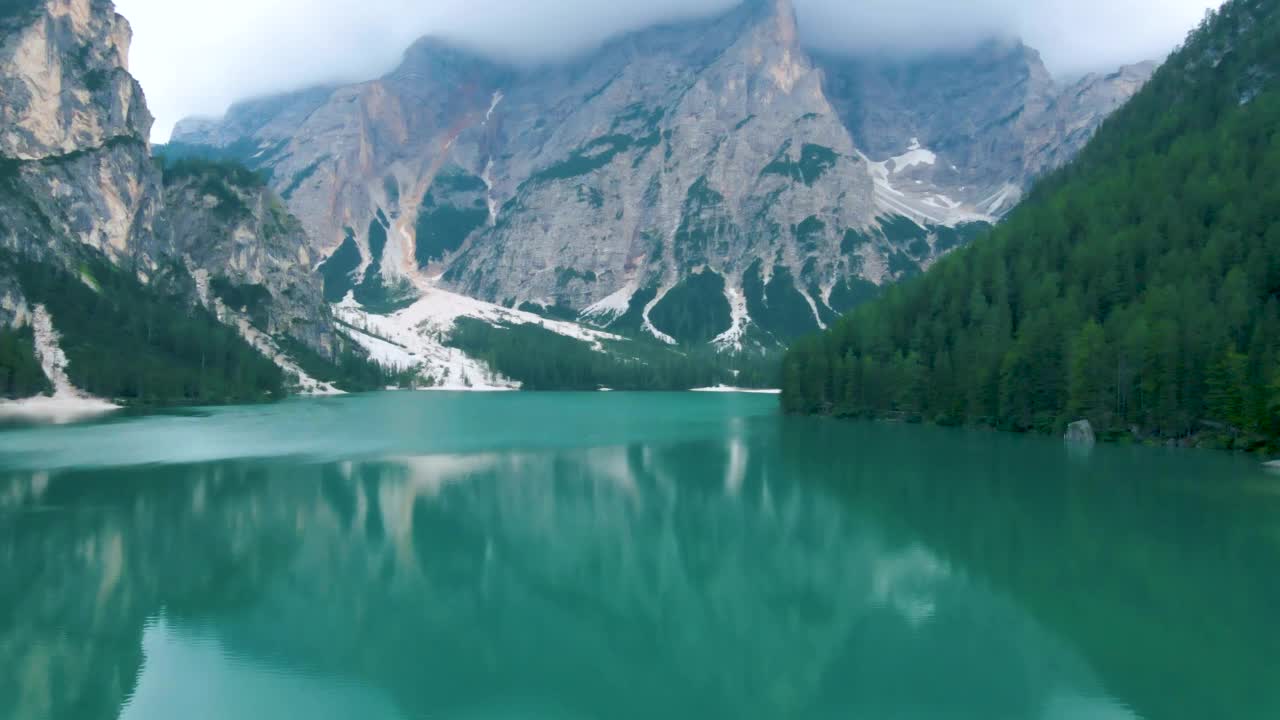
[641,284,678,346]
[345,322,514,391]
[888,138,937,173]
[481,158,499,226]
[980,183,1022,215]
[484,91,504,125]
[921,194,962,210]
[230,314,343,395]
[866,144,997,227]
[335,295,517,390]
[334,286,628,390]
[712,285,750,352]
[0,305,120,424]
[582,283,637,324]
[796,285,828,331]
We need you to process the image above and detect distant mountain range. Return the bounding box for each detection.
[0,0,1155,408]
[782,0,1280,450]
[170,0,1152,347]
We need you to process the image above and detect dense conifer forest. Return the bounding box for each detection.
[782,0,1280,449]
[0,324,50,399]
[449,318,781,391]
[277,335,407,393]
[2,251,287,404]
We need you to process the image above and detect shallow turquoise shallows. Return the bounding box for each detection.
[2,392,1278,720]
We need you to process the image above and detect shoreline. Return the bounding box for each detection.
[0,387,783,427]
[0,394,121,425]
[793,408,1280,462]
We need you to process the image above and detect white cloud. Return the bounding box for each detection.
[798,0,1222,75]
[114,0,1224,142]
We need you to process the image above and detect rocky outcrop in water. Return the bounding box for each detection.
[1065,420,1097,446]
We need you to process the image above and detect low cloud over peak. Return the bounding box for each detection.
[799,0,1222,74]
[115,0,1223,142]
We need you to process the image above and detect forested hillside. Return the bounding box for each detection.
[3,251,287,404]
[782,0,1280,449]
[449,318,781,391]
[0,324,48,399]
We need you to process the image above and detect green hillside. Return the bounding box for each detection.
[2,251,286,404]
[782,0,1280,449]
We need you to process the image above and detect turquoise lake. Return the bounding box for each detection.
[1,391,1277,719]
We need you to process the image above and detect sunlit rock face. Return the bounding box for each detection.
[0,0,337,357]
[172,0,1151,345]
[816,41,1157,217]
[0,0,149,160]
[0,0,165,268]
[161,168,337,353]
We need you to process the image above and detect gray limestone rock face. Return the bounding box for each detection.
[445,0,877,334]
[170,0,1155,345]
[0,0,151,161]
[816,42,1157,217]
[169,84,339,152]
[1,137,167,270]
[0,0,339,359]
[0,0,166,270]
[161,165,337,353]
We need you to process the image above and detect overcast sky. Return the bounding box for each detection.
[115,0,1225,142]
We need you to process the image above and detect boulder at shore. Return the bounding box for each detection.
[1065,420,1097,446]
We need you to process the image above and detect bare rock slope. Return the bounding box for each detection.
[174,0,1153,346]
[0,0,347,396]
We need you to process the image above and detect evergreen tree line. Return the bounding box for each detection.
[449,318,781,391]
[782,0,1280,449]
[0,324,50,399]
[2,251,286,404]
[277,335,409,393]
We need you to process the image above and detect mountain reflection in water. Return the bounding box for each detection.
[0,392,1276,720]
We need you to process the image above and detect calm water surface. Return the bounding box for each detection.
[1,392,1277,719]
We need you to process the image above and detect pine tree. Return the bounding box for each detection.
[780,0,1280,450]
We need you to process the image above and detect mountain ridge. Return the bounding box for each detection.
[0,0,1164,409]
[170,0,1154,348]
[0,0,782,406]
[0,0,394,407]
[781,0,1280,450]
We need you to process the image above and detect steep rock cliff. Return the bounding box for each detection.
[0,0,352,401]
[160,159,336,353]
[174,0,1154,346]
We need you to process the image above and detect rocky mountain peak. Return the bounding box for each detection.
[734,0,809,96]
[167,0,1156,348]
[2,0,348,390]
[0,0,152,160]
[744,0,799,44]
[393,36,504,81]
[0,0,164,269]
[815,37,1155,217]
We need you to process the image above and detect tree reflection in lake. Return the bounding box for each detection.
[0,394,1276,719]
